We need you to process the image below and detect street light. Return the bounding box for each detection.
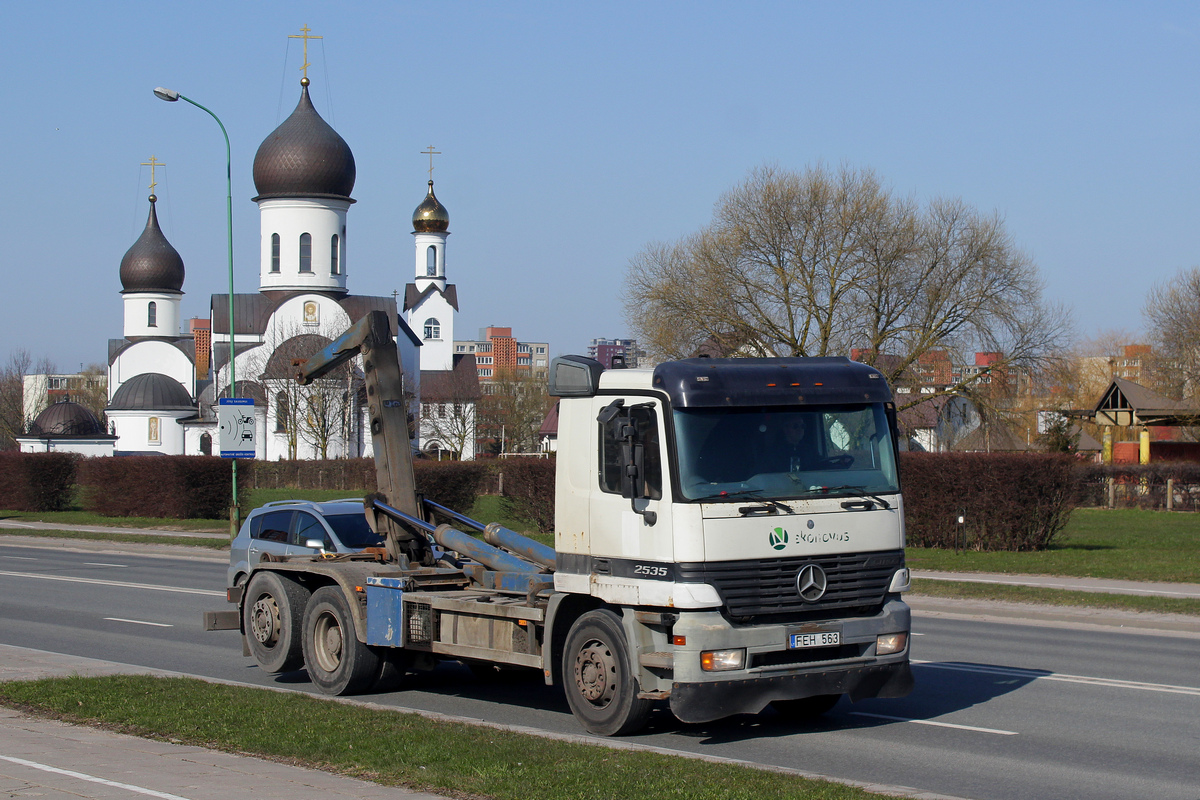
[154,86,240,537]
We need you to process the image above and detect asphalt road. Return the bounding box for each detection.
[1,541,1197,800]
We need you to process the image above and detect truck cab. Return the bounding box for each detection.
[549,355,913,726]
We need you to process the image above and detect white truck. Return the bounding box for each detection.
[206,311,913,735]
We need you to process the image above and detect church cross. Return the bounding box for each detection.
[422,145,441,180]
[289,25,323,80]
[141,155,164,191]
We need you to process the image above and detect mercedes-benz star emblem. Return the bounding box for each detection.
[796,563,828,602]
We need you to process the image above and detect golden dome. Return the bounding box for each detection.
[412,181,449,233]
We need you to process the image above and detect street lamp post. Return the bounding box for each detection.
[154,87,240,537]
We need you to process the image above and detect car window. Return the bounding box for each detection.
[254,510,293,543]
[293,512,331,549]
[323,513,385,549]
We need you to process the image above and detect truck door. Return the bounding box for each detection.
[589,398,672,565]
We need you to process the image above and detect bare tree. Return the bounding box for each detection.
[0,350,56,450]
[243,324,359,460]
[477,368,554,454]
[420,357,480,459]
[625,164,1072,409]
[1143,266,1200,402]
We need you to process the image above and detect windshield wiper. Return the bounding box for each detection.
[794,485,892,509]
[693,489,794,514]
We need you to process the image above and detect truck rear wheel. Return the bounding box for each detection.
[243,572,310,674]
[302,586,380,695]
[562,610,653,736]
[772,693,842,719]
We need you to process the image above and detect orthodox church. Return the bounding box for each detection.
[105,72,468,459]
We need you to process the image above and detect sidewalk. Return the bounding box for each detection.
[908,570,1200,638]
[911,570,1200,599]
[0,520,227,540]
[0,646,448,800]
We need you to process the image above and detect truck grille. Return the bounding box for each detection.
[676,550,903,621]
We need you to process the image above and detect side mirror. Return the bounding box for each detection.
[305,538,326,552]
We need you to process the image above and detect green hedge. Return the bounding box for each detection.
[0,452,78,512]
[78,456,235,519]
[899,452,1077,551]
[498,457,556,534]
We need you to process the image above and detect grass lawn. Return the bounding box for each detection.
[0,675,884,800]
[906,508,1200,583]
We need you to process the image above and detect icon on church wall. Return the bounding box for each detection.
[303,301,319,325]
[148,417,160,444]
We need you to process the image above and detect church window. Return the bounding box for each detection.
[276,392,289,432]
[424,318,441,340]
[330,234,340,275]
[270,234,280,273]
[426,245,437,276]
[199,432,212,456]
[147,302,157,328]
[299,233,312,273]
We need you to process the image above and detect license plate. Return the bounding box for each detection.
[788,631,840,649]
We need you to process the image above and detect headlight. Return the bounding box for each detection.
[700,649,745,671]
[876,632,908,655]
[888,567,911,593]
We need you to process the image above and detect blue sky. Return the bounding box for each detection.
[4,1,1199,371]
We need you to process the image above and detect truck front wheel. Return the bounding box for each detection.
[302,586,381,695]
[562,610,653,736]
[243,572,310,674]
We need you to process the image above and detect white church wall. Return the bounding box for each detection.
[109,341,195,401]
[407,292,455,372]
[258,198,351,293]
[107,409,190,454]
[123,291,181,338]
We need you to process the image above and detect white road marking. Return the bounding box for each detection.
[0,570,222,596]
[0,753,194,800]
[104,618,173,627]
[84,562,127,567]
[1,555,36,560]
[849,711,1018,735]
[0,522,37,528]
[914,660,1200,697]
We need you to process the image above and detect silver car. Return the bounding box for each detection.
[228,499,384,587]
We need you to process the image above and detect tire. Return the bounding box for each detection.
[243,572,310,674]
[562,609,653,736]
[302,586,381,696]
[772,693,842,719]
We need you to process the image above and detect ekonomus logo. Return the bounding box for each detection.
[769,526,788,550]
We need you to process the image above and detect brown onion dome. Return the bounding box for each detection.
[120,196,185,294]
[412,180,449,232]
[108,372,194,411]
[252,79,356,201]
[28,401,106,436]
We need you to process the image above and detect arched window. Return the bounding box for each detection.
[426,245,437,276]
[270,233,280,273]
[424,318,441,340]
[147,301,157,327]
[276,391,289,432]
[199,432,212,456]
[299,233,312,273]
[330,234,340,275]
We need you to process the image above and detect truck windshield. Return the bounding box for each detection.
[673,403,899,502]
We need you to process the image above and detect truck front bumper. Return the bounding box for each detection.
[657,597,912,723]
[669,659,913,723]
